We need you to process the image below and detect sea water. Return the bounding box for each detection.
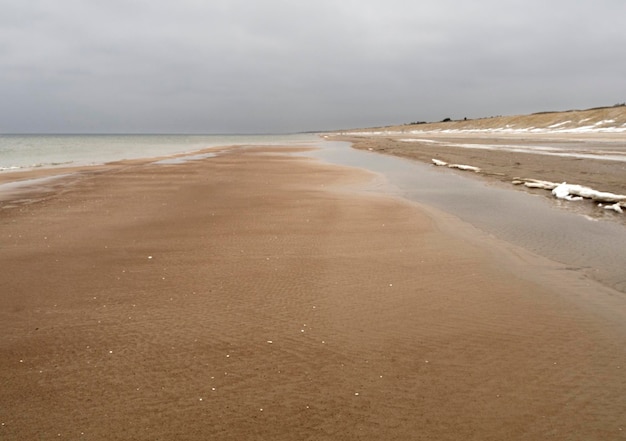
[0,133,318,172]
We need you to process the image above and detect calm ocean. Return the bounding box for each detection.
[0,133,319,172]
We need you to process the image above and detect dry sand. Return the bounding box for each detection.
[1,146,625,440]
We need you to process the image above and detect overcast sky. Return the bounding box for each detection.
[1,0,625,134]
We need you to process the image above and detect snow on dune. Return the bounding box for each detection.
[340,126,626,136]
[419,123,626,135]
[337,114,626,136]
[548,121,571,128]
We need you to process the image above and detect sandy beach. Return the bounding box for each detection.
[338,133,626,195]
[332,107,626,224]
[1,144,625,440]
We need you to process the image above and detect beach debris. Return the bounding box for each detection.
[431,158,481,172]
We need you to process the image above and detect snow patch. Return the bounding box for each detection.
[513,178,626,212]
[548,121,571,128]
[599,203,624,214]
[431,158,480,172]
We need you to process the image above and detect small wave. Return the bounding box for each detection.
[0,161,74,173]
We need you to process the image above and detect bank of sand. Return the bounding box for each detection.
[1,146,625,440]
[332,132,626,228]
[335,133,626,195]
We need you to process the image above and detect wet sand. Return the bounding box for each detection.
[337,133,626,196]
[1,146,625,440]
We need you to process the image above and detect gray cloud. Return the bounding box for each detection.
[1,0,625,133]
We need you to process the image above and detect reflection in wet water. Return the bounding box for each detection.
[309,140,626,294]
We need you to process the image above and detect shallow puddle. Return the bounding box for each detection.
[309,140,626,294]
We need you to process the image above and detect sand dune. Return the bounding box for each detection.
[342,104,626,134]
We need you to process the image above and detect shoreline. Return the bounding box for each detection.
[1,144,626,439]
[0,145,240,206]
[331,133,626,226]
[0,133,320,175]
